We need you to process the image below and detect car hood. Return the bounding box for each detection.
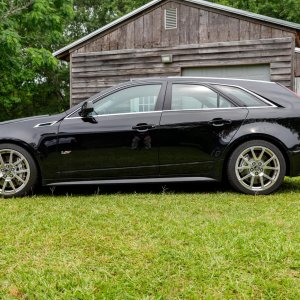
[0,113,66,126]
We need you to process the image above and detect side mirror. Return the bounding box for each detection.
[79,101,94,117]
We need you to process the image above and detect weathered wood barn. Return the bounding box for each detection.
[54,0,300,106]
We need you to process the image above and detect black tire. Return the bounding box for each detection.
[227,140,286,195]
[0,144,38,198]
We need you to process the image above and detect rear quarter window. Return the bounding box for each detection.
[215,85,271,107]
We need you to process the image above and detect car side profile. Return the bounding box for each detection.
[1,77,300,197]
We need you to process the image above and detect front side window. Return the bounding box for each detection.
[171,84,234,110]
[214,85,270,107]
[93,85,161,115]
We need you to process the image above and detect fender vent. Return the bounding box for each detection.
[34,121,57,128]
[165,8,177,30]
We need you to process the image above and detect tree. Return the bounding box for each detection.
[0,0,73,121]
[209,0,300,23]
[0,0,151,121]
[1,0,299,122]
[68,0,150,41]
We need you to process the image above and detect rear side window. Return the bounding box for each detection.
[171,84,235,110]
[215,85,270,107]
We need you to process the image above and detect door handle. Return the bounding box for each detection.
[208,118,232,127]
[132,123,156,132]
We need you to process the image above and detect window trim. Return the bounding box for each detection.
[164,82,237,111]
[209,83,277,108]
[163,82,277,112]
[65,81,279,120]
[65,110,163,120]
[92,84,162,116]
[65,104,277,121]
[162,106,275,113]
[66,82,166,119]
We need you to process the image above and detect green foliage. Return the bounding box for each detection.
[210,0,300,23]
[68,0,150,40]
[0,0,300,121]
[0,0,73,121]
[0,0,151,121]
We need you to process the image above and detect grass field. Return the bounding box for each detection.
[1,178,300,299]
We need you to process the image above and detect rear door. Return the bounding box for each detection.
[158,81,249,177]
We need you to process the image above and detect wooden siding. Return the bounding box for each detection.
[296,52,300,77]
[71,37,294,105]
[75,1,295,54]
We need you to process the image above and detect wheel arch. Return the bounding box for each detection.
[0,139,42,182]
[222,134,291,179]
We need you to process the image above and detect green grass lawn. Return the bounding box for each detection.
[1,178,300,299]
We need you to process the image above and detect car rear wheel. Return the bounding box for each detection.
[0,144,37,198]
[227,140,286,195]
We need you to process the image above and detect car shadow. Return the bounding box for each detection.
[278,177,300,193]
[39,181,229,196]
[37,177,300,197]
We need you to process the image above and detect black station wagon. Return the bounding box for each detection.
[1,77,300,197]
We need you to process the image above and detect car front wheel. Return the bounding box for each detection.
[227,140,286,195]
[0,144,37,198]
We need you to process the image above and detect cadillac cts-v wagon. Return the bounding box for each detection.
[1,77,300,197]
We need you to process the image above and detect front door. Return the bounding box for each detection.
[159,82,248,177]
[57,83,165,181]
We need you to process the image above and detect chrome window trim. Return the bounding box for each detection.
[65,111,163,120]
[170,76,276,84]
[65,82,278,120]
[171,83,236,109]
[66,83,163,119]
[66,111,79,119]
[171,82,277,108]
[65,106,278,120]
[162,106,277,113]
[208,83,277,108]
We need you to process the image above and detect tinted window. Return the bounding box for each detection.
[215,85,270,107]
[93,85,161,115]
[171,84,234,110]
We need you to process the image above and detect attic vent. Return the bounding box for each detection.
[165,8,177,30]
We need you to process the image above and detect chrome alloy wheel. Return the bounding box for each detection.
[0,149,31,196]
[235,146,280,192]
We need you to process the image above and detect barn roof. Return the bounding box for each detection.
[54,0,300,59]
